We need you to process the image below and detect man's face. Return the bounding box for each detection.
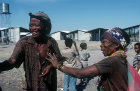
[100,39,118,56]
[134,45,140,53]
[29,18,44,38]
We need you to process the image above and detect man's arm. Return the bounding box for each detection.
[0,39,25,71]
[0,60,15,71]
[40,38,63,76]
[50,38,64,64]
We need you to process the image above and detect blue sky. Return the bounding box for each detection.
[0,0,139,33]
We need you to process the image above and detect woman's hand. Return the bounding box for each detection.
[46,53,59,68]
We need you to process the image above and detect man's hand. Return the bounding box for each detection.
[46,53,59,68]
[40,64,52,77]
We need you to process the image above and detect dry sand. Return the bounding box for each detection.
[0,41,136,91]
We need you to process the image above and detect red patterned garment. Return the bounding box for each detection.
[127,63,140,91]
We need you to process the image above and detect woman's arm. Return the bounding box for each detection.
[47,53,99,78]
[61,65,99,78]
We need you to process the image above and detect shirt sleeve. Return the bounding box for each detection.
[94,58,112,74]
[10,39,25,68]
[49,38,63,63]
[137,53,140,61]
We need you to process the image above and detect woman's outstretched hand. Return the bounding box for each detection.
[46,53,59,68]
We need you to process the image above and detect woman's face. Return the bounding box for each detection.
[100,39,119,56]
[29,18,44,38]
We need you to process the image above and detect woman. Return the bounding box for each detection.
[47,27,130,91]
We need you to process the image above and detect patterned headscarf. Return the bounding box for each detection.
[101,27,130,49]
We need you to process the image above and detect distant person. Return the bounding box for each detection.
[47,27,130,91]
[61,38,81,91]
[6,37,9,45]
[133,42,140,75]
[79,42,90,85]
[0,11,63,91]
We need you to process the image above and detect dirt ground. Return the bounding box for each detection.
[0,41,135,91]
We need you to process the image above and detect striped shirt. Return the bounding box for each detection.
[133,52,140,68]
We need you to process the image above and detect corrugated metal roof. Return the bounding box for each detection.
[87,28,108,33]
[123,24,140,30]
[0,27,8,30]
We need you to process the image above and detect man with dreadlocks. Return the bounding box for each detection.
[47,27,130,91]
[0,11,63,91]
